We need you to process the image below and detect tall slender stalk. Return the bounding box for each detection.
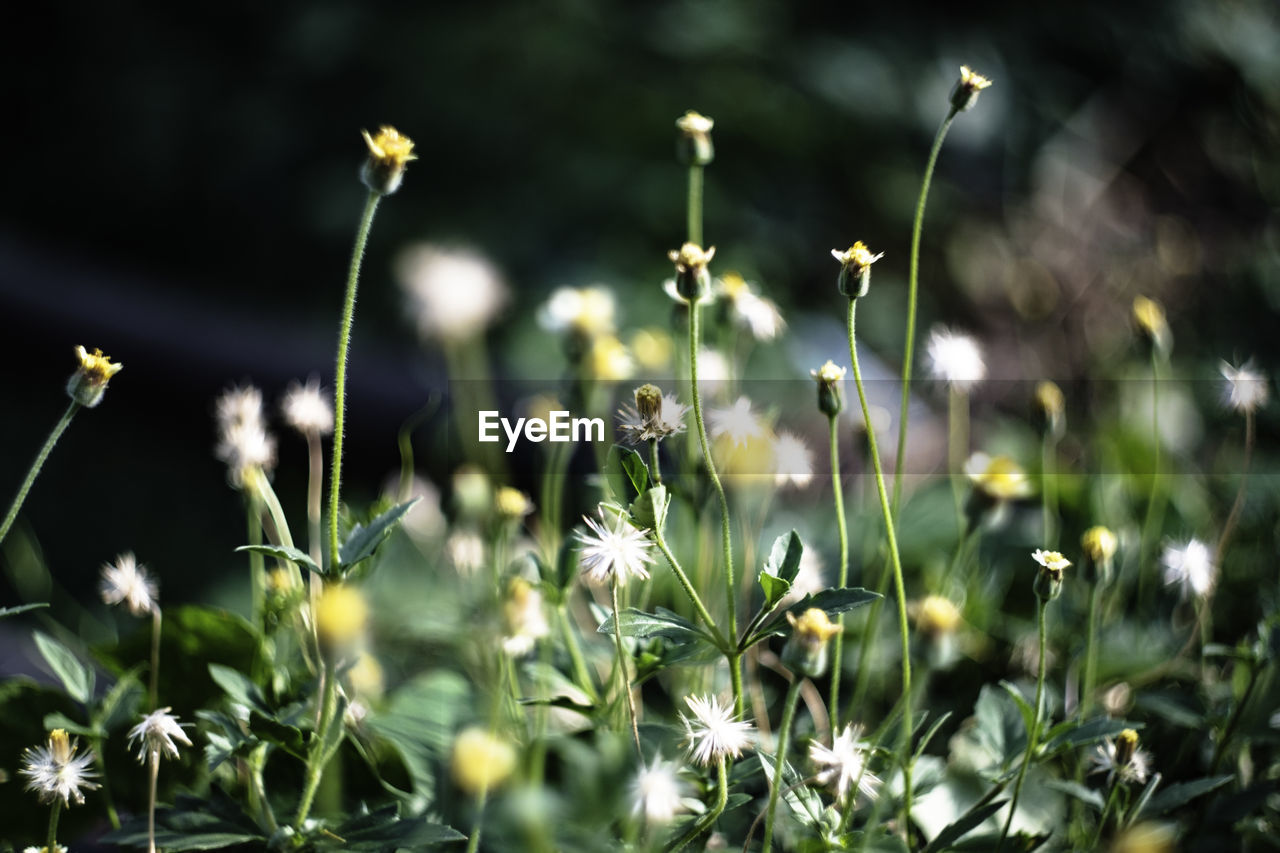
[687,164,704,247]
[149,609,162,711]
[1137,351,1166,605]
[762,679,803,853]
[653,529,725,649]
[295,657,339,826]
[827,414,850,727]
[948,387,969,536]
[1216,409,1255,562]
[327,189,382,564]
[557,603,600,704]
[998,599,1048,851]
[612,578,642,756]
[146,750,160,853]
[1081,582,1103,718]
[46,799,63,853]
[847,298,914,841]
[0,401,79,547]
[892,113,957,517]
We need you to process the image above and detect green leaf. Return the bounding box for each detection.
[93,669,144,733]
[0,602,47,618]
[1134,691,1204,729]
[914,711,954,762]
[235,544,322,576]
[208,663,269,715]
[998,681,1035,741]
[1041,717,1140,757]
[629,484,669,533]
[605,445,650,504]
[324,805,465,849]
[749,587,879,644]
[758,751,825,828]
[1129,772,1162,824]
[34,630,94,704]
[338,497,420,570]
[1140,774,1233,817]
[758,572,791,608]
[765,531,804,585]
[368,671,471,811]
[102,791,265,850]
[42,711,97,737]
[921,795,1008,853]
[1043,779,1104,811]
[972,684,1027,769]
[598,607,710,645]
[197,710,258,770]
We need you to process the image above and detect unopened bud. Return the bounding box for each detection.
[668,243,716,302]
[782,608,842,678]
[831,242,883,299]
[360,125,416,196]
[950,66,993,114]
[675,111,715,166]
[67,346,123,408]
[810,361,847,417]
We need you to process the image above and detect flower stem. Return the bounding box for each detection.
[828,413,850,728]
[464,786,490,853]
[558,603,599,704]
[649,437,663,486]
[1041,430,1060,548]
[687,164,704,247]
[653,529,725,648]
[847,298,913,843]
[612,578,642,757]
[328,189,382,566]
[998,598,1048,852]
[948,387,969,536]
[0,401,79,548]
[1137,350,1165,605]
[149,608,162,711]
[1090,780,1122,849]
[147,751,160,853]
[763,678,804,853]
[295,657,340,827]
[892,112,956,517]
[1216,409,1255,563]
[688,299,742,715]
[46,799,62,853]
[668,755,728,853]
[1210,659,1261,774]
[1081,582,1103,718]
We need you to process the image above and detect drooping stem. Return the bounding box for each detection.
[998,598,1048,851]
[762,678,804,853]
[668,755,728,853]
[847,298,913,841]
[828,414,850,727]
[892,112,957,517]
[0,401,79,548]
[327,189,382,564]
[688,299,742,715]
[612,578,642,757]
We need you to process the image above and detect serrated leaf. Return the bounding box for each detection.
[338,498,420,570]
[34,631,94,704]
[605,445,650,504]
[102,792,265,850]
[1140,774,1232,817]
[235,544,322,576]
[0,602,47,618]
[749,587,879,644]
[324,805,465,849]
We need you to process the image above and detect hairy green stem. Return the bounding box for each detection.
[688,299,742,715]
[649,437,663,486]
[668,756,727,852]
[998,598,1048,851]
[0,401,79,548]
[654,530,725,649]
[46,798,63,853]
[327,189,382,565]
[828,414,850,727]
[892,112,956,517]
[848,298,913,843]
[763,679,804,853]
[295,657,340,827]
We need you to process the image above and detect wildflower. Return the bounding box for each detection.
[783,607,842,677]
[99,552,158,617]
[395,244,509,344]
[964,452,1033,501]
[630,328,674,370]
[280,378,334,436]
[831,242,883,299]
[628,754,686,825]
[772,431,814,489]
[446,530,486,575]
[709,397,765,448]
[501,577,551,657]
[127,708,192,763]
[1160,538,1215,599]
[811,360,846,417]
[668,243,716,302]
[1032,548,1072,601]
[617,385,689,444]
[537,286,616,339]
[67,346,123,408]
[1091,728,1151,785]
[1082,525,1119,584]
[1132,295,1171,355]
[675,110,715,166]
[23,845,67,853]
[1035,380,1066,437]
[914,595,961,637]
[315,584,369,649]
[359,125,416,195]
[20,729,99,807]
[715,273,785,341]
[950,65,993,113]
[576,509,654,585]
[680,694,754,766]
[451,727,516,794]
[214,385,276,487]
[588,335,634,381]
[810,724,880,801]
[927,327,986,391]
[494,486,533,520]
[1219,360,1269,414]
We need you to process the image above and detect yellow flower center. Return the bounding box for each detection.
[361,125,417,166]
[75,346,123,385]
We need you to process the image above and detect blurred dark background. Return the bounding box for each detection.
[2,0,1279,608]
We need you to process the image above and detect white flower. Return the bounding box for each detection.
[810,724,880,801]
[681,694,754,766]
[576,509,654,585]
[926,327,986,391]
[1031,549,1072,572]
[127,708,193,762]
[1161,539,1216,599]
[617,394,689,444]
[21,729,100,807]
[628,754,685,825]
[100,552,158,617]
[1219,360,1269,414]
[281,378,334,436]
[1091,731,1151,785]
[709,397,765,448]
[215,385,276,484]
[772,431,814,489]
[537,286,616,338]
[216,385,265,432]
[395,244,508,343]
[24,846,68,853]
[716,274,785,341]
[446,531,486,575]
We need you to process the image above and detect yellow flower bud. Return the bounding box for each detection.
[451,726,517,794]
[315,584,369,649]
[950,65,993,113]
[67,346,123,408]
[1081,526,1118,563]
[360,125,416,195]
[494,486,533,520]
